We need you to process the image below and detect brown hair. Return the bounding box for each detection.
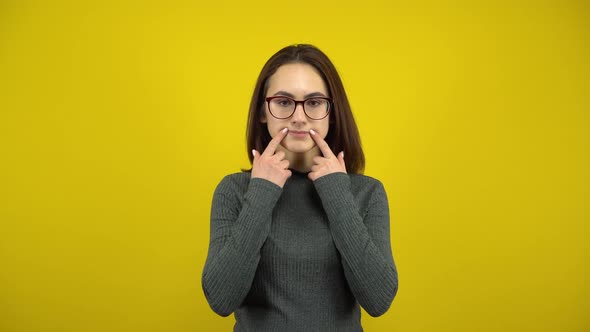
[246,44,365,174]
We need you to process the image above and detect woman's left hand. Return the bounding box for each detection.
[308,129,346,181]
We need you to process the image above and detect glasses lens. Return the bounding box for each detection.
[304,98,330,119]
[269,98,295,118]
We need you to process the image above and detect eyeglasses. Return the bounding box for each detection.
[265,96,332,120]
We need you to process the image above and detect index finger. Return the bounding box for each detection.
[309,129,335,158]
[262,127,289,156]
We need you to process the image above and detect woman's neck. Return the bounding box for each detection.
[277,145,321,173]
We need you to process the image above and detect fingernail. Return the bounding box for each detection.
[252,149,256,157]
[282,128,288,133]
[341,151,344,158]
[309,129,316,135]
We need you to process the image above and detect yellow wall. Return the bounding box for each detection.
[1,1,588,331]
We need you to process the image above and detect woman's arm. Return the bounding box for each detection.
[201,175,282,316]
[314,173,399,317]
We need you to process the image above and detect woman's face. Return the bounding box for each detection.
[262,63,330,155]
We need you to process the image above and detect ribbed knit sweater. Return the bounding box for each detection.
[202,170,398,331]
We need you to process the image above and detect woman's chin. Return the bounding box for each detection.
[282,141,316,154]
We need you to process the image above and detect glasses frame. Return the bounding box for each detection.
[265,96,333,120]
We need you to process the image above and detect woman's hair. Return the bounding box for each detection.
[246,44,365,174]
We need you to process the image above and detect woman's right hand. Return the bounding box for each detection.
[251,128,291,188]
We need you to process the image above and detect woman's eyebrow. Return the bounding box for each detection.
[273,90,328,98]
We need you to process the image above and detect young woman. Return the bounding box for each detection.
[202,44,398,331]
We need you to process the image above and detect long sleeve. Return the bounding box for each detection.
[201,175,282,316]
[313,173,399,317]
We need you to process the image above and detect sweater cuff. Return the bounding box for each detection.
[245,177,283,209]
[313,172,354,216]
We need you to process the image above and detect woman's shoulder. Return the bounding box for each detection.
[214,171,252,193]
[346,173,388,202]
[221,171,251,182]
[348,173,384,189]
[332,173,388,211]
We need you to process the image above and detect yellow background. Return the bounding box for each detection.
[1,1,588,331]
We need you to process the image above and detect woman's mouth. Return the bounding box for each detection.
[288,130,310,138]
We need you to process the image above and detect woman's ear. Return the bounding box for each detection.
[260,111,267,123]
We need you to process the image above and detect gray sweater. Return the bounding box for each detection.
[202,170,398,331]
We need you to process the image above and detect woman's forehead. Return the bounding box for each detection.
[267,63,327,96]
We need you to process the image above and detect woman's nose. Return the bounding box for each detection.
[291,103,307,122]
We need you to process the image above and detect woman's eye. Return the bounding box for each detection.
[275,98,293,107]
[306,99,322,107]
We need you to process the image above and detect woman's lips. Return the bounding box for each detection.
[288,130,310,138]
